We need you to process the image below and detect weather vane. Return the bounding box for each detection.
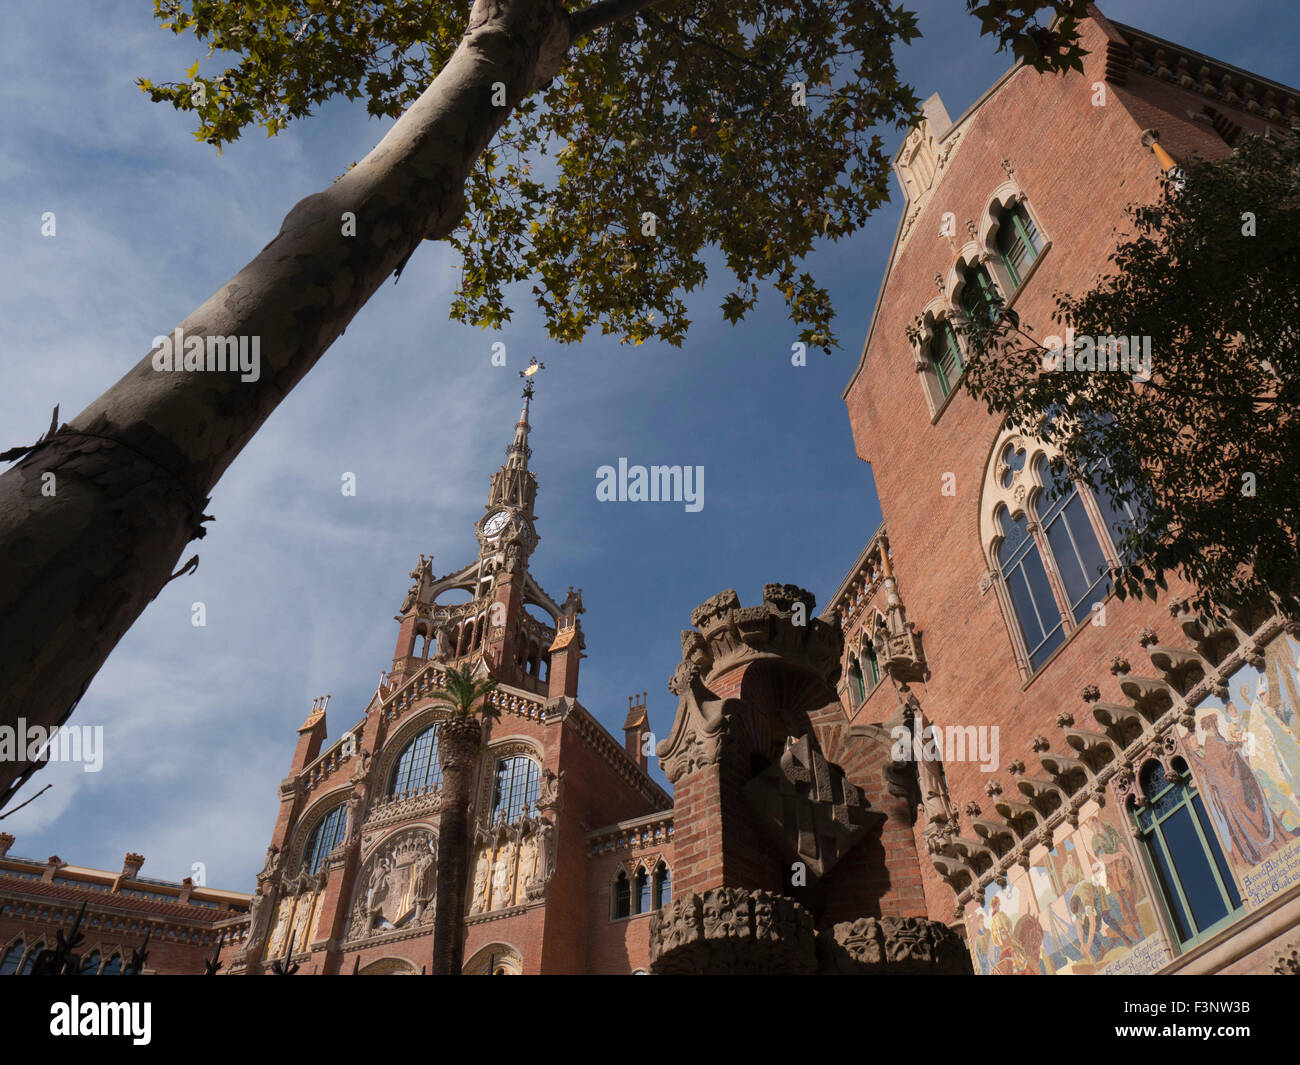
[519,356,546,399]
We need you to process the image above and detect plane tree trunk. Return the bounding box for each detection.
[0,0,587,806]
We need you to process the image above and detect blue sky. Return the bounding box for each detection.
[1,1,1296,892]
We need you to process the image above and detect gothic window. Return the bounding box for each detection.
[959,261,1001,322]
[864,639,881,688]
[983,430,1141,678]
[101,952,123,976]
[848,656,866,706]
[491,755,541,823]
[653,862,671,909]
[301,804,348,874]
[80,950,101,975]
[931,319,964,399]
[1133,760,1242,947]
[1089,456,1142,565]
[634,866,651,914]
[1036,457,1112,625]
[995,202,1043,287]
[612,870,631,920]
[388,725,443,797]
[0,940,23,975]
[996,507,1065,671]
[19,942,43,975]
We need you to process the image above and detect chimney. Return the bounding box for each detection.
[0,832,13,857]
[122,852,145,878]
[623,693,649,773]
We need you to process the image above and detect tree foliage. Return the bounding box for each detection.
[431,664,501,720]
[957,127,1300,621]
[141,0,1090,351]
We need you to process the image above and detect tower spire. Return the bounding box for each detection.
[507,357,545,471]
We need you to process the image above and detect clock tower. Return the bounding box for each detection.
[389,359,584,696]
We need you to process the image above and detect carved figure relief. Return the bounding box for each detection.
[347,827,437,941]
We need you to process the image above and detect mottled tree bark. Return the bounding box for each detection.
[431,715,484,975]
[0,0,577,807]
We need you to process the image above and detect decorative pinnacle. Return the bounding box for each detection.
[519,356,546,400]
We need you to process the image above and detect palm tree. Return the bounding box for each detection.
[429,665,500,975]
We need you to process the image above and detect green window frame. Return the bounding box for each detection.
[849,657,866,705]
[960,263,1000,321]
[932,320,964,399]
[996,203,1043,288]
[864,641,881,688]
[1133,759,1243,950]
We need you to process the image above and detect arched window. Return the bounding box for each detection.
[491,755,541,823]
[80,950,101,975]
[995,202,1043,287]
[959,262,1000,322]
[0,940,23,975]
[1133,760,1242,947]
[301,805,348,874]
[101,953,123,976]
[634,866,651,914]
[996,507,1064,671]
[388,725,443,798]
[864,639,881,688]
[652,862,671,909]
[1035,457,1111,625]
[983,431,1143,677]
[848,657,866,706]
[612,870,631,919]
[931,319,964,399]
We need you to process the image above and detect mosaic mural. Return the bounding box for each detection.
[964,803,1168,974]
[1177,635,1300,908]
[964,632,1300,975]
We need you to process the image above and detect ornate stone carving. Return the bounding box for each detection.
[648,889,817,975]
[743,734,883,881]
[818,916,971,975]
[347,827,438,941]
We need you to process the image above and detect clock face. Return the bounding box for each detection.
[482,510,510,537]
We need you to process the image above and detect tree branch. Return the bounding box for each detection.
[569,0,665,39]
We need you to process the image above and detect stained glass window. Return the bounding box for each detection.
[492,756,541,823]
[301,805,348,874]
[389,725,443,797]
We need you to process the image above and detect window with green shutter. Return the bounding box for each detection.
[996,203,1043,288]
[960,263,1000,322]
[932,320,964,398]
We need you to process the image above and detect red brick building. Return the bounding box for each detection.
[826,7,1300,975]
[9,5,1297,979]
[222,371,676,975]
[0,834,250,975]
